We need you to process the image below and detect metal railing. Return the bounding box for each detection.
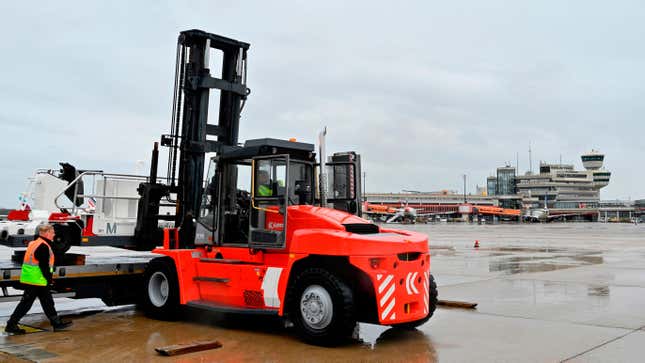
[54,171,150,216]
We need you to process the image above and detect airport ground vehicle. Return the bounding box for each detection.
[0,29,436,346]
[0,163,172,256]
[134,30,436,345]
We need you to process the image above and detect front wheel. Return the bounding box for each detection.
[142,258,180,320]
[288,268,355,346]
[391,273,437,330]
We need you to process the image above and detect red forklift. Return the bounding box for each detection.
[135,29,437,345]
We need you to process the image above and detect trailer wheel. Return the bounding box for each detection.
[142,258,180,320]
[52,221,82,256]
[391,274,438,330]
[288,268,355,346]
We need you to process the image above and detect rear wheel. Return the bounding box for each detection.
[288,268,355,346]
[142,258,180,320]
[391,273,437,329]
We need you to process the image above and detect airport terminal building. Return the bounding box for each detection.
[363,150,627,223]
[487,150,612,220]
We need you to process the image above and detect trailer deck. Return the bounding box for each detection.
[0,246,159,303]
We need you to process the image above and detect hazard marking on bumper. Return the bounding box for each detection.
[423,271,429,315]
[405,271,419,295]
[377,274,396,321]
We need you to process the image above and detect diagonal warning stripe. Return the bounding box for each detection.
[380,283,396,307]
[378,275,393,294]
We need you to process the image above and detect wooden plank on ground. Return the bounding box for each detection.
[437,300,478,309]
[155,340,222,356]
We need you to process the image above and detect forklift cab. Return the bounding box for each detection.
[248,154,315,249]
[195,138,360,249]
[196,138,315,249]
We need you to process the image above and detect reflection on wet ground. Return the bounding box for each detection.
[489,246,569,253]
[588,285,610,297]
[429,245,457,257]
[1,223,645,361]
[487,250,604,275]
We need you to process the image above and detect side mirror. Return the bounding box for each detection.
[294,180,312,205]
[348,200,357,214]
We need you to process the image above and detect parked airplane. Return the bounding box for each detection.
[363,202,450,224]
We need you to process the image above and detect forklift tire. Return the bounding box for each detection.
[391,274,438,330]
[142,258,180,320]
[288,268,355,346]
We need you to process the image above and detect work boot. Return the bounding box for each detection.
[51,317,72,332]
[5,323,26,335]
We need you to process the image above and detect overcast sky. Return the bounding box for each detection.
[0,1,643,208]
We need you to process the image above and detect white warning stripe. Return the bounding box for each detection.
[261,267,283,308]
[423,271,429,314]
[380,283,395,307]
[376,273,397,321]
[381,297,396,321]
[378,275,393,294]
[423,271,429,291]
[410,272,419,294]
[405,272,420,295]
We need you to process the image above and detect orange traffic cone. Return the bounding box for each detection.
[474,240,480,248]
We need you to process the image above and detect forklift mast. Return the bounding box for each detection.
[134,29,250,249]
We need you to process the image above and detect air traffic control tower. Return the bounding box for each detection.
[581,150,611,189]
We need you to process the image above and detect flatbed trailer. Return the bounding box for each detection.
[0,246,159,305]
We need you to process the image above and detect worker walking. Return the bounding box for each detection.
[5,224,72,334]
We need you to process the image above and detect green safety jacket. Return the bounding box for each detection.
[258,184,273,196]
[20,238,54,286]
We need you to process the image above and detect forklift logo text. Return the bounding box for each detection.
[268,222,283,230]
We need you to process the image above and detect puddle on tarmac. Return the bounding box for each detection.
[489,260,579,274]
[587,285,610,297]
[431,250,457,257]
[430,245,456,250]
[430,245,457,257]
[487,252,512,257]
[483,247,605,275]
[355,323,438,362]
[488,247,568,253]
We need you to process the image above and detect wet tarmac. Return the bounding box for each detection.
[1,223,644,362]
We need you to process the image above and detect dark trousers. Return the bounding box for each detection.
[7,284,58,325]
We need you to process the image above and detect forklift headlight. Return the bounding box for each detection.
[369,258,384,269]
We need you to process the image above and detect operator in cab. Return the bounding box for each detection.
[257,170,273,196]
[5,224,72,334]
